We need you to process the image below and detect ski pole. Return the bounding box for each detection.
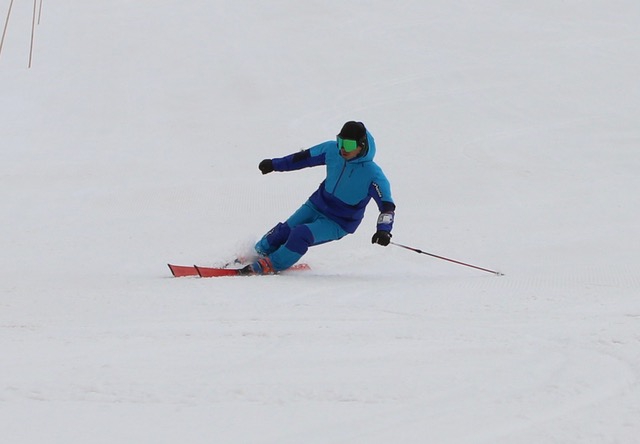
[1,0,15,60]
[28,0,37,68]
[390,242,504,276]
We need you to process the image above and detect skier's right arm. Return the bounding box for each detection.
[258,141,330,174]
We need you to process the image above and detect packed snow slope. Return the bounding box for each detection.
[2,1,639,443]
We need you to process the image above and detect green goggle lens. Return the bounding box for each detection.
[337,137,359,152]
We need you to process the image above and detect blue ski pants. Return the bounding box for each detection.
[255,201,348,271]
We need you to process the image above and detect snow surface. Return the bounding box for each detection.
[2,1,640,443]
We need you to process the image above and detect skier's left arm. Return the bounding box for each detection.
[369,171,395,247]
[258,142,330,174]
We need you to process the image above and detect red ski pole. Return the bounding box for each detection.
[391,242,504,276]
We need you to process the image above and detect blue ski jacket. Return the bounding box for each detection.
[271,131,395,234]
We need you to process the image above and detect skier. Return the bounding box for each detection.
[241,121,395,275]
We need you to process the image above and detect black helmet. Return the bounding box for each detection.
[338,121,367,147]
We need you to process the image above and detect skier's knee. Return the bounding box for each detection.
[286,225,314,255]
[257,222,291,255]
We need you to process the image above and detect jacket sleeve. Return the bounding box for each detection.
[368,168,395,232]
[271,141,330,172]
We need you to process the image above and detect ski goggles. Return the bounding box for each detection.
[337,136,359,153]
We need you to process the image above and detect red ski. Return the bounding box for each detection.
[167,264,200,277]
[168,263,310,278]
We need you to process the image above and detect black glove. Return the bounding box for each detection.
[258,159,274,175]
[371,230,392,246]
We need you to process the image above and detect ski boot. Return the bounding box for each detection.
[238,257,276,276]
